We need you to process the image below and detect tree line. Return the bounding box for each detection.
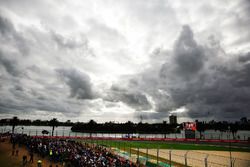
[195,118,250,139]
[0,117,73,126]
[0,117,62,136]
[71,120,180,134]
[0,117,249,138]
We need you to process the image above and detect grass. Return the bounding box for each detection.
[79,139,250,152]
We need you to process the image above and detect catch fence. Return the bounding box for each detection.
[81,139,250,167]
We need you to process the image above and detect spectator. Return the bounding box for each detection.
[15,149,19,156]
[37,160,42,167]
[22,155,27,166]
[29,151,34,163]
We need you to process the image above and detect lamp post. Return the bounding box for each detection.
[228,126,232,167]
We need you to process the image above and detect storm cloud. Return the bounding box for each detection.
[0,0,249,122]
[0,15,29,56]
[0,51,19,76]
[105,84,152,111]
[157,26,250,120]
[56,68,94,100]
[173,25,205,76]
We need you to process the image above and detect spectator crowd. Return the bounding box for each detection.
[10,134,138,167]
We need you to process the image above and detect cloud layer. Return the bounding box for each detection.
[0,0,249,122]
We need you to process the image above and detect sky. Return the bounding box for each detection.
[0,0,250,123]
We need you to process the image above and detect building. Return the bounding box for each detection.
[169,115,177,124]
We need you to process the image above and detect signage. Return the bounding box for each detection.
[183,122,197,131]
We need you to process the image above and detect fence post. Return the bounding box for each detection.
[136,147,140,166]
[129,144,132,157]
[36,130,37,136]
[204,154,209,167]
[137,147,139,160]
[232,158,236,167]
[184,151,189,167]
[118,141,120,153]
[157,147,159,166]
[146,146,148,160]
[169,150,172,167]
[29,130,31,136]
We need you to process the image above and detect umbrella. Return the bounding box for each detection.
[42,130,49,135]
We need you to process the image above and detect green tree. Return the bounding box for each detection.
[11,116,19,134]
[49,118,59,136]
[196,121,205,139]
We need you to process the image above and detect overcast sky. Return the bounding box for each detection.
[0,0,250,123]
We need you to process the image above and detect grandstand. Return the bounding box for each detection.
[8,134,138,167]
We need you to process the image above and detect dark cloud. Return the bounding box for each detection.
[158,26,250,120]
[230,61,250,87]
[105,85,152,111]
[0,90,81,117]
[238,52,250,63]
[0,15,29,56]
[0,14,97,118]
[173,25,205,77]
[56,68,94,99]
[0,15,14,35]
[0,51,19,76]
[125,25,250,121]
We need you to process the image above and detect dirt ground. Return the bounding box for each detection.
[0,138,61,167]
[137,149,250,167]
